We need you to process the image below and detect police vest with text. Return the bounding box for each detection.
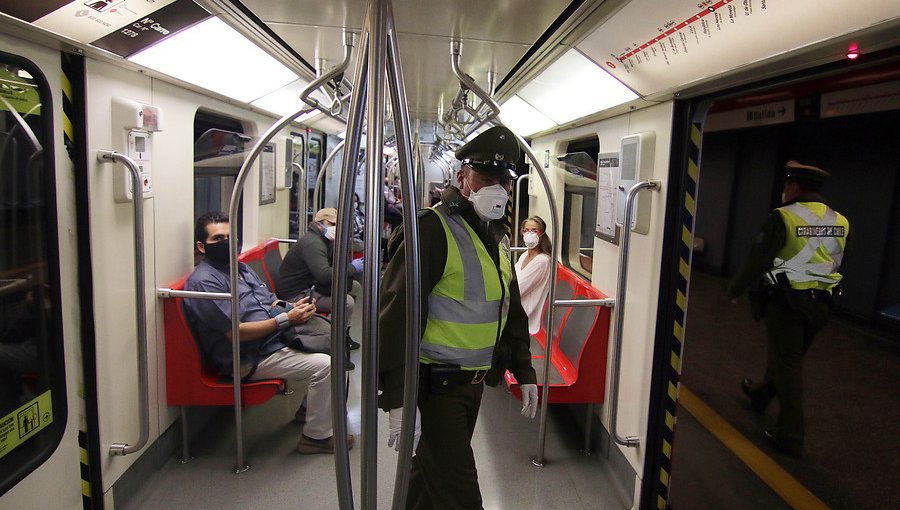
[769,202,849,292]
[420,205,511,370]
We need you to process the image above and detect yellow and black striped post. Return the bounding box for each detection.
[655,122,702,510]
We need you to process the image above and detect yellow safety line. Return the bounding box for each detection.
[679,386,830,510]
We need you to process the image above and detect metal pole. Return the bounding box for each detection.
[291,161,307,235]
[331,25,370,510]
[513,175,529,258]
[313,139,347,212]
[386,2,421,507]
[98,151,150,457]
[609,180,659,447]
[225,35,354,471]
[449,41,502,136]
[360,2,388,507]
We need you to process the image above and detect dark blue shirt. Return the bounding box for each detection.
[183,259,286,372]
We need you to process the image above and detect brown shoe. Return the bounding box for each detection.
[296,434,355,455]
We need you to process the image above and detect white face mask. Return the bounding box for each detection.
[467,183,508,221]
[323,225,336,240]
[523,232,540,249]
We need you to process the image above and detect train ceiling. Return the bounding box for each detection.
[1,1,899,137]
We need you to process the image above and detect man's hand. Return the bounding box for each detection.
[387,407,421,452]
[288,297,316,324]
[521,384,538,419]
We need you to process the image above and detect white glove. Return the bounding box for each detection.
[521,384,538,419]
[387,407,421,452]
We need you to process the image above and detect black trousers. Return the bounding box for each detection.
[407,376,485,510]
[751,295,829,449]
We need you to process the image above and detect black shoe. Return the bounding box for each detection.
[346,337,361,351]
[763,430,801,458]
[344,359,355,371]
[741,378,768,414]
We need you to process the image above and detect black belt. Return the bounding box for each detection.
[789,288,831,302]
[421,364,488,390]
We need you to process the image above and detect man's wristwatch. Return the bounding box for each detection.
[274,312,290,330]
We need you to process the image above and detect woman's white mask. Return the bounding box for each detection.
[467,183,508,221]
[523,232,540,249]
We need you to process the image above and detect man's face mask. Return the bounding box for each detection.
[203,239,230,265]
[322,223,336,241]
[467,183,508,221]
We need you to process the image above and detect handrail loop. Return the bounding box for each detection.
[224,30,356,474]
[450,40,502,136]
[300,31,356,118]
[97,150,150,457]
[609,180,660,447]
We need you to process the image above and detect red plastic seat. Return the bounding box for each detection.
[506,263,611,404]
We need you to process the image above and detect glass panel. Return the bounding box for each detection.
[289,135,305,239]
[0,56,66,495]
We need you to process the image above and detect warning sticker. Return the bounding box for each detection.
[0,391,53,460]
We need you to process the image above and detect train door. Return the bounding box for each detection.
[0,36,87,509]
[288,133,306,238]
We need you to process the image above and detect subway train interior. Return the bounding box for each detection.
[1,0,899,508]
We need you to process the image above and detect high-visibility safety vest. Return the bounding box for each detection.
[420,205,511,370]
[769,202,849,292]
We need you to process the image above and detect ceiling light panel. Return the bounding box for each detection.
[129,17,298,103]
[250,79,331,120]
[518,49,638,125]
[499,96,557,137]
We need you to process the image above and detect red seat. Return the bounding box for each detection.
[506,263,611,404]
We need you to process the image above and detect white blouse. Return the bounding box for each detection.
[514,252,552,335]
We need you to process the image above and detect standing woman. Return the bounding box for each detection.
[515,216,553,334]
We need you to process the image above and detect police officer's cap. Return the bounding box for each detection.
[454,126,520,181]
[784,160,829,184]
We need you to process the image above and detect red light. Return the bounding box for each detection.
[846,43,859,60]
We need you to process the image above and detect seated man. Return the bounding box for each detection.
[277,207,363,349]
[183,211,352,454]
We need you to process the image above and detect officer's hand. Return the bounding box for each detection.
[350,257,365,272]
[521,384,538,419]
[387,407,421,452]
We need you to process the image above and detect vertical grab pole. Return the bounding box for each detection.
[609,180,659,447]
[97,151,150,457]
[224,33,354,472]
[386,2,421,508]
[291,161,307,233]
[513,175,529,259]
[332,27,369,510]
[360,1,388,507]
[312,140,347,211]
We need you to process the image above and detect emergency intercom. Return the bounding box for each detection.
[111,97,162,203]
[617,132,654,234]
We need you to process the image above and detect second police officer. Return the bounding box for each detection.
[378,126,538,509]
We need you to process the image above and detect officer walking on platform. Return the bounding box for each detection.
[727,160,850,458]
[378,126,538,509]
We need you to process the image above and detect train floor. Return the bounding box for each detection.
[670,269,900,510]
[120,321,631,509]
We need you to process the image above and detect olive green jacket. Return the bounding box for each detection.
[377,186,537,411]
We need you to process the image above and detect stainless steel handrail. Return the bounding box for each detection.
[225,33,356,473]
[291,161,307,233]
[156,289,231,300]
[513,175,529,256]
[360,3,388,507]
[312,139,346,213]
[300,31,355,118]
[97,150,150,457]
[609,180,660,447]
[554,298,616,308]
[331,22,370,510]
[386,1,421,506]
[450,41,502,135]
[272,238,297,244]
[450,44,562,466]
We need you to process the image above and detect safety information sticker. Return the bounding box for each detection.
[0,391,53,459]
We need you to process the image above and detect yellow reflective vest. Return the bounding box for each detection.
[420,205,511,370]
[770,202,849,292]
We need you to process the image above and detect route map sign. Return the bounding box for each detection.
[577,0,900,97]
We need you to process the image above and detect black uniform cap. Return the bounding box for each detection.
[784,160,829,184]
[454,126,520,181]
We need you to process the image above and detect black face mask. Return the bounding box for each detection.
[203,240,230,265]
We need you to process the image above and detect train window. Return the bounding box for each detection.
[559,136,599,276]
[193,111,250,258]
[0,55,67,495]
[307,134,323,211]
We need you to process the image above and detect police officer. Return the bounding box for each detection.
[378,126,538,509]
[727,160,850,458]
